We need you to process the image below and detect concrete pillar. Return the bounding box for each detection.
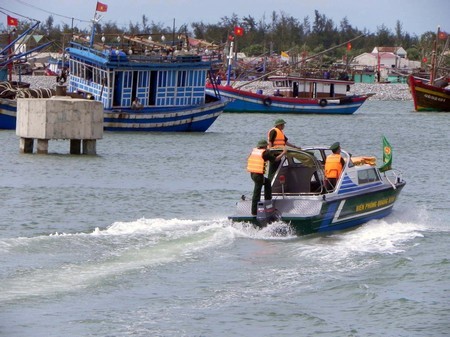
[36,139,49,154]
[82,139,97,155]
[19,138,34,153]
[16,97,103,155]
[70,139,81,154]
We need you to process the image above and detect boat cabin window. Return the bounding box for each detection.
[357,168,380,184]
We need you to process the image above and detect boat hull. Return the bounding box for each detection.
[0,99,17,130]
[408,75,450,112]
[207,85,368,114]
[1,98,226,132]
[103,99,226,132]
[229,182,405,236]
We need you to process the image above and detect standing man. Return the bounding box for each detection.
[247,139,287,216]
[267,119,299,180]
[325,142,346,189]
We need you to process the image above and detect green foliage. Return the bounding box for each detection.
[9,11,443,60]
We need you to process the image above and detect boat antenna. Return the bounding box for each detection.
[235,34,366,89]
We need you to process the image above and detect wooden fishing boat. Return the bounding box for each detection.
[66,41,226,132]
[408,26,450,112]
[1,5,227,132]
[229,141,405,236]
[207,75,372,114]
[408,75,450,112]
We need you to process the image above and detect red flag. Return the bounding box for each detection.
[346,42,352,51]
[96,1,108,12]
[234,26,244,36]
[438,31,447,40]
[7,15,18,27]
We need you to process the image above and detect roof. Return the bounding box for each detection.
[372,46,407,55]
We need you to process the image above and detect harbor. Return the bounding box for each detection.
[1,99,449,336]
[1,2,449,336]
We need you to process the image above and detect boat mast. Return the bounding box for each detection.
[226,40,234,86]
[429,26,440,85]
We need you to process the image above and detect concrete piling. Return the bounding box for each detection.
[16,94,103,155]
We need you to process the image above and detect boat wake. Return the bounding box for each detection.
[0,208,433,303]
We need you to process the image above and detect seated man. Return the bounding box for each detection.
[325,142,345,190]
[131,97,143,110]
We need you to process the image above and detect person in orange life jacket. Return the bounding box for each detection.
[267,118,299,181]
[325,142,346,189]
[247,139,287,216]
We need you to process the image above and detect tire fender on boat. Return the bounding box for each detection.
[263,97,272,106]
[319,98,328,107]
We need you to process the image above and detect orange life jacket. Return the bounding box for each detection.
[247,148,266,174]
[325,153,343,179]
[267,128,286,147]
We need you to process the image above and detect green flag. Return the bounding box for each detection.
[379,136,392,172]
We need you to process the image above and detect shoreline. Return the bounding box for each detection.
[12,75,412,101]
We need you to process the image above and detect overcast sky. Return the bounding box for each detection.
[4,0,449,36]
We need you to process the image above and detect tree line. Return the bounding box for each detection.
[4,10,448,65]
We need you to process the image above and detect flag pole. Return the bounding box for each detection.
[89,11,97,48]
[226,40,234,86]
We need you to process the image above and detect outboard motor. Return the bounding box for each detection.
[256,200,281,227]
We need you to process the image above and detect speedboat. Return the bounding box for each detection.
[229,145,405,236]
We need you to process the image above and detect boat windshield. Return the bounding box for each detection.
[270,148,325,195]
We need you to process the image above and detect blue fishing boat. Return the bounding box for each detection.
[66,36,226,132]
[229,139,405,236]
[1,5,226,132]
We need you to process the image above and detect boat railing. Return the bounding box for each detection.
[383,169,404,189]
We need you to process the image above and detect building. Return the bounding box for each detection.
[351,46,421,83]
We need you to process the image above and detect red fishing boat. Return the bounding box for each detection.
[408,26,450,112]
[408,75,450,112]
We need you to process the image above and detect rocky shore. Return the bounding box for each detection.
[232,80,412,101]
[13,75,412,101]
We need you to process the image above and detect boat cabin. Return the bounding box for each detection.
[268,75,352,99]
[270,147,381,196]
[66,41,215,110]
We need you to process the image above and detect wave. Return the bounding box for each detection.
[0,211,433,303]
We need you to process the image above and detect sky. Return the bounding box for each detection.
[3,0,450,37]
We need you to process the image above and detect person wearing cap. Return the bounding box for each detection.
[325,142,346,189]
[267,118,298,148]
[267,119,299,180]
[247,139,287,216]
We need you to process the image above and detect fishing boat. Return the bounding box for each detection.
[65,40,226,132]
[1,5,227,132]
[408,75,450,112]
[408,26,450,112]
[229,140,405,236]
[207,75,372,114]
[207,34,371,114]
[0,21,53,130]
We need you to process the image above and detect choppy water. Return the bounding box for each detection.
[0,100,449,337]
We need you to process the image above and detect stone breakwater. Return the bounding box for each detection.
[231,80,412,101]
[14,75,412,101]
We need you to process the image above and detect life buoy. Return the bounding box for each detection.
[319,99,327,107]
[263,97,272,106]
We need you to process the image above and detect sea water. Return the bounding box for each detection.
[0,100,449,336]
